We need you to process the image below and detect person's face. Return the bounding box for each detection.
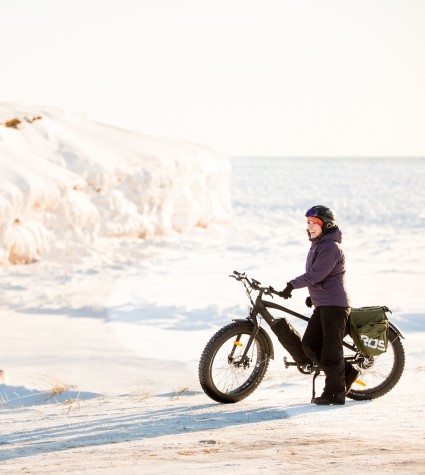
[307,219,322,239]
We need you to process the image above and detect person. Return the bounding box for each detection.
[279,205,359,405]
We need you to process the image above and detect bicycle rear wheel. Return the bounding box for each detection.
[346,327,405,400]
[198,321,272,403]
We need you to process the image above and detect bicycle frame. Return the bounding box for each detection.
[230,271,404,373]
[232,278,358,369]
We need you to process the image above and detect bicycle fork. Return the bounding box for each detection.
[232,310,261,365]
[232,303,276,366]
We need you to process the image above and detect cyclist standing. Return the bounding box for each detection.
[280,205,359,405]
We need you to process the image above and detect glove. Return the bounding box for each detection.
[305,296,313,308]
[279,282,294,299]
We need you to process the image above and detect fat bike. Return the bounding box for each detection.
[198,271,405,404]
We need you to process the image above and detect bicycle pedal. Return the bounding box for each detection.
[283,357,297,368]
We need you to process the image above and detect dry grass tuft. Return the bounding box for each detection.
[41,375,73,400]
[171,387,191,400]
[59,398,81,414]
[0,116,43,129]
[133,391,152,402]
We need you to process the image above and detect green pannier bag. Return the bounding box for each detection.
[349,306,390,356]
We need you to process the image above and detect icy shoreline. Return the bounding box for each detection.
[0,103,231,265]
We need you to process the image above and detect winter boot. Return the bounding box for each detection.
[312,391,345,405]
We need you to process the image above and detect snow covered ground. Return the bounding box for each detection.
[0,141,424,472]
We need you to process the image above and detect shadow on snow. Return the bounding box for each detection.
[0,393,358,462]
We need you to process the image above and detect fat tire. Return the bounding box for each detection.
[198,322,271,403]
[347,327,405,401]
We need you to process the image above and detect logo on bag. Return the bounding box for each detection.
[361,335,386,352]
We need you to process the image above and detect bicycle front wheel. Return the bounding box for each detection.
[346,327,405,400]
[198,322,272,403]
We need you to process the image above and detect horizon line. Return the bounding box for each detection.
[229,155,425,159]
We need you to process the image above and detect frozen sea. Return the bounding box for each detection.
[230,156,425,311]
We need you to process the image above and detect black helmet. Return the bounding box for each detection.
[305,205,336,233]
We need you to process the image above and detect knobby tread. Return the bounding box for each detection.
[198,322,271,403]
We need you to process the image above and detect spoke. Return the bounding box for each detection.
[211,333,262,393]
[346,338,397,392]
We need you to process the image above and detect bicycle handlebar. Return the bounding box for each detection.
[230,270,281,297]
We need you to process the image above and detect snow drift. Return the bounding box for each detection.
[0,103,231,265]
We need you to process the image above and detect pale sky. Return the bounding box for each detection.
[1,0,424,157]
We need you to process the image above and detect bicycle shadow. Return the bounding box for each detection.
[281,398,369,418]
[0,390,366,462]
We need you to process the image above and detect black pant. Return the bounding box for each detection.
[302,306,350,396]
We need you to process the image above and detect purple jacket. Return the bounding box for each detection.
[290,227,350,308]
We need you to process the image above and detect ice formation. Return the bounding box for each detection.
[0,104,231,264]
